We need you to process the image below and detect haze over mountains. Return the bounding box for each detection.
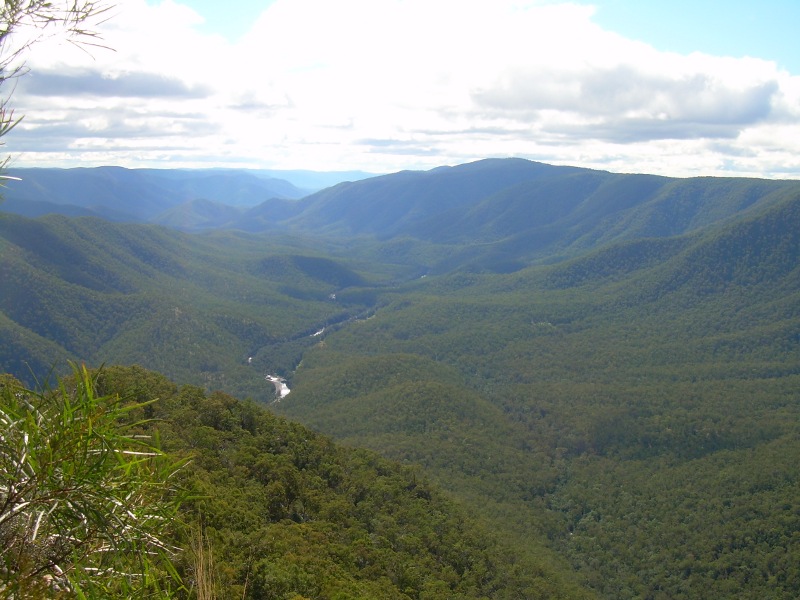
[4,158,798,244]
[1,166,374,225]
[1,157,799,598]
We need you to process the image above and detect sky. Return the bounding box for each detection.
[3,0,800,178]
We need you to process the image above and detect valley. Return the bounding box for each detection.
[1,158,798,598]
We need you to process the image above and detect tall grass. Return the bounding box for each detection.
[0,364,185,598]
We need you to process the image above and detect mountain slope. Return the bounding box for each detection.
[544,190,800,292]
[274,159,800,268]
[274,190,800,599]
[150,198,245,231]
[283,158,584,236]
[2,363,591,599]
[0,214,390,395]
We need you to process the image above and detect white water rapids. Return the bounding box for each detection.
[266,375,291,399]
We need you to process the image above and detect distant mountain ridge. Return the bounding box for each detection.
[275,159,800,254]
[0,166,326,224]
[4,159,799,254]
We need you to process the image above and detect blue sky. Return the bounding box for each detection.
[6,0,800,178]
[590,0,799,74]
[178,0,274,41]
[179,0,800,73]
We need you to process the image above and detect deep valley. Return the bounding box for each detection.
[2,158,798,599]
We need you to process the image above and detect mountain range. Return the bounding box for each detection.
[1,157,798,599]
[0,165,374,226]
[5,159,798,257]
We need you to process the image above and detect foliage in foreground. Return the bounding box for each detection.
[0,364,184,599]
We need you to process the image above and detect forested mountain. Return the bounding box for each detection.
[5,159,799,245]
[88,365,581,599]
[276,159,800,265]
[0,214,389,393]
[1,158,799,598]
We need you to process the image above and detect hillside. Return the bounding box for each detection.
[0,214,395,395]
[277,159,800,269]
[3,365,587,599]
[275,193,800,598]
[1,158,799,598]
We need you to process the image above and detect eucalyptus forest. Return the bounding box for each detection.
[1,158,799,598]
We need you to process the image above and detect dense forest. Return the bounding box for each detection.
[3,365,583,598]
[1,159,799,598]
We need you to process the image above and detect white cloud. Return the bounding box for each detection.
[3,0,799,178]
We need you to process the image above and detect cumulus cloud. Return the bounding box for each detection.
[20,68,212,98]
[3,0,799,178]
[475,66,778,122]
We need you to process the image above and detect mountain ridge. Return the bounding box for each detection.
[1,157,799,598]
[2,166,310,222]
[4,159,800,259]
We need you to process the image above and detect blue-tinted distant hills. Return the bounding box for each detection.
[246,158,799,271]
[5,160,799,252]
[277,158,799,241]
[0,165,377,229]
[4,158,800,274]
[0,166,373,224]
